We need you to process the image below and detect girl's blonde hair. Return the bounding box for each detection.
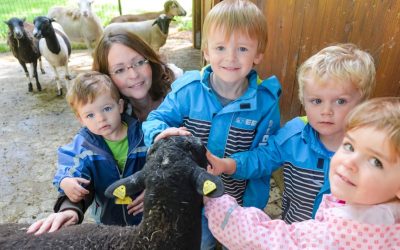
[345,97,400,156]
[201,0,268,54]
[66,71,120,115]
[297,43,376,104]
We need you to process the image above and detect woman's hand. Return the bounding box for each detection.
[27,210,79,235]
[127,190,145,216]
[154,127,191,142]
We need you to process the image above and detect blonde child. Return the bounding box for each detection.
[142,0,281,248]
[52,71,147,226]
[207,43,376,223]
[205,97,400,249]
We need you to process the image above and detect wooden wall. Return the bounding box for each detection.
[197,0,400,123]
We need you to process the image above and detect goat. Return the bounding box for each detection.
[0,136,224,249]
[109,0,186,23]
[104,14,173,52]
[47,0,103,52]
[33,16,71,96]
[5,17,45,92]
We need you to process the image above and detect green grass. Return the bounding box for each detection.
[0,0,192,53]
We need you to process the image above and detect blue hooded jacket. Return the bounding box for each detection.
[232,117,333,222]
[53,115,147,225]
[143,65,281,209]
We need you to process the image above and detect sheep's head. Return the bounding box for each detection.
[165,0,187,17]
[5,17,26,39]
[105,136,224,204]
[33,16,55,39]
[152,14,173,35]
[78,0,94,18]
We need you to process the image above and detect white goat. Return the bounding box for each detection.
[109,0,186,23]
[47,0,103,51]
[104,14,173,52]
[33,16,71,96]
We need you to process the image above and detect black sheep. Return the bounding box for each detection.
[0,136,224,249]
[5,17,45,92]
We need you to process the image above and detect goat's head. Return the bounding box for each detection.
[77,0,94,18]
[165,0,187,17]
[152,14,173,35]
[33,16,55,39]
[4,17,26,40]
[105,136,224,204]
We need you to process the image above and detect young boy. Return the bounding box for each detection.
[53,71,147,226]
[205,97,400,250]
[142,0,281,248]
[207,43,376,224]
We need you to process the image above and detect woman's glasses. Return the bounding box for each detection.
[109,59,149,77]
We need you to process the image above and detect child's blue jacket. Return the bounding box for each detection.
[53,115,147,226]
[143,65,281,209]
[232,117,333,222]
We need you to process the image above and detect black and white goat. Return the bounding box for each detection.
[0,136,224,249]
[33,16,71,96]
[5,17,45,92]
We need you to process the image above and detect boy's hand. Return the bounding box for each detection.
[206,150,237,175]
[154,127,192,142]
[60,177,90,203]
[127,190,145,216]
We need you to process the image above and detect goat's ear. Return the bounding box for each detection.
[104,170,146,199]
[192,167,224,198]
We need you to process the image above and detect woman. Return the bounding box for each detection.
[27,31,181,235]
[93,30,177,121]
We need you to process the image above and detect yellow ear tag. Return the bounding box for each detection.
[115,196,133,205]
[203,180,216,195]
[113,185,126,199]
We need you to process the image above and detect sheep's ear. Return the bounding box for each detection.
[104,170,145,199]
[21,17,26,22]
[192,167,224,198]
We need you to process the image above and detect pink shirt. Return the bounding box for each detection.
[205,194,400,250]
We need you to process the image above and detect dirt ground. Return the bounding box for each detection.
[0,29,202,224]
[0,28,282,224]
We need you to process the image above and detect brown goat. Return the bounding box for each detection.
[109,0,186,24]
[5,17,45,92]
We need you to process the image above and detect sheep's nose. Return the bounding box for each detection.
[14,31,23,39]
[33,29,40,38]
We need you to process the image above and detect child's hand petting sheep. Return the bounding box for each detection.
[206,150,237,176]
[60,177,90,202]
[154,127,191,142]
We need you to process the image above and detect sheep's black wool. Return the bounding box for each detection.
[0,136,224,250]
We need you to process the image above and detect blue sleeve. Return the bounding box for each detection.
[142,91,186,146]
[231,133,283,179]
[53,135,90,193]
